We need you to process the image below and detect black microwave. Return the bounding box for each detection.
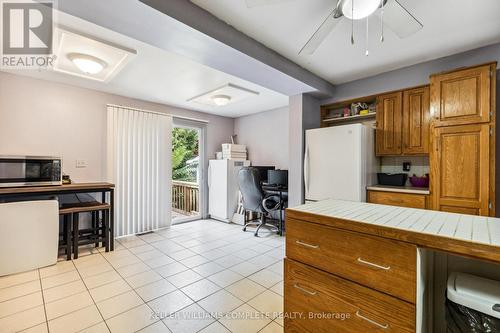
[0,156,62,187]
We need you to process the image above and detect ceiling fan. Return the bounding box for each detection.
[245,0,423,55]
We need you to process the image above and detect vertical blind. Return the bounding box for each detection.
[107,105,172,237]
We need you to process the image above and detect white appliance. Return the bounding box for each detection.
[209,159,251,222]
[0,200,59,276]
[304,123,377,202]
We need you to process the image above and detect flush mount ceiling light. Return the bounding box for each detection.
[211,95,232,106]
[67,53,107,74]
[341,0,380,20]
[188,83,259,107]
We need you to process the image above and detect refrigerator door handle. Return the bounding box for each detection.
[208,164,211,188]
[304,146,310,193]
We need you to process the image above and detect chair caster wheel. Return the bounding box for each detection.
[243,227,247,232]
[254,233,258,237]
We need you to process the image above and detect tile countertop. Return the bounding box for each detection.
[287,199,500,263]
[367,184,430,195]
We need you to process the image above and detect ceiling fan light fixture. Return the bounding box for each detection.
[67,53,107,75]
[211,94,232,106]
[342,0,381,20]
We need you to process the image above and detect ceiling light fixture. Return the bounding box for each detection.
[67,53,107,75]
[342,0,380,20]
[211,95,232,106]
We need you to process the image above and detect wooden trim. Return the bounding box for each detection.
[0,183,115,195]
[429,61,498,78]
[320,84,429,110]
[490,64,497,217]
[286,209,500,264]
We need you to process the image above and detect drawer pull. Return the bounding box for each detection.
[296,240,319,249]
[356,310,389,329]
[493,304,500,312]
[357,257,391,271]
[293,283,317,296]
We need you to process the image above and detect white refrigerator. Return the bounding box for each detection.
[208,159,251,222]
[304,123,377,202]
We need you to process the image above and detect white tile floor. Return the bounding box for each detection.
[0,220,285,333]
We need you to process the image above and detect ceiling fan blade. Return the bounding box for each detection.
[245,0,293,8]
[299,8,343,55]
[382,0,423,38]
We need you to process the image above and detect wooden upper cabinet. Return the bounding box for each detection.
[403,86,430,154]
[376,92,403,155]
[430,64,494,126]
[431,124,491,216]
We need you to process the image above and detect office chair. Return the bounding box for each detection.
[238,167,282,237]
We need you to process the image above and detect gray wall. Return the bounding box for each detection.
[322,43,500,104]
[288,93,321,207]
[234,107,289,169]
[0,72,234,184]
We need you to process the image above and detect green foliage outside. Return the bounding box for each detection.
[172,127,199,182]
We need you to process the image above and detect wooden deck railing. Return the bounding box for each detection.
[172,180,199,216]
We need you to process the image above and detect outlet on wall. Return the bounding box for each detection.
[76,160,88,168]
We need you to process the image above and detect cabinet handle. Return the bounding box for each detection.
[388,198,404,204]
[357,257,391,271]
[356,311,389,329]
[294,283,317,296]
[296,240,319,249]
[493,304,500,313]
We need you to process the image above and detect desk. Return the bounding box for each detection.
[262,185,288,236]
[0,183,115,250]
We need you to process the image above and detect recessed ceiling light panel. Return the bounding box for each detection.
[53,27,136,82]
[188,83,259,107]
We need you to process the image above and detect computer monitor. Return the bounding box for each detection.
[253,166,275,183]
[268,169,288,187]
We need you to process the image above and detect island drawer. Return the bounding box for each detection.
[284,259,415,333]
[286,218,417,303]
[367,190,427,209]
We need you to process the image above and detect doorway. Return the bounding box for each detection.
[171,119,206,224]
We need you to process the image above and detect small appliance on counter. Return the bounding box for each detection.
[0,156,62,187]
[62,174,72,185]
[377,173,408,186]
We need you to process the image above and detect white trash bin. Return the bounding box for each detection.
[446,272,500,332]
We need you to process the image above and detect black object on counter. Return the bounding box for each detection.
[377,173,408,186]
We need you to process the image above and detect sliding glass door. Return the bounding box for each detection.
[171,119,206,224]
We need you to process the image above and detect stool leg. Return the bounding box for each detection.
[73,213,79,260]
[65,215,72,261]
[93,211,100,248]
[104,210,110,253]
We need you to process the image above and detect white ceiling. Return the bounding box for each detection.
[3,11,289,118]
[192,0,500,84]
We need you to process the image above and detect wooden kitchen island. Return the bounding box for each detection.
[284,199,500,333]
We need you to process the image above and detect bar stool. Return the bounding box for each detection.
[60,203,111,260]
[59,210,73,261]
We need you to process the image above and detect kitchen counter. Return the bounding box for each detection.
[287,199,500,263]
[367,184,430,195]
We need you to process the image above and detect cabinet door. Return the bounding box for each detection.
[430,65,492,126]
[403,86,430,154]
[431,124,490,216]
[376,92,403,156]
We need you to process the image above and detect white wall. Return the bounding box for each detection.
[234,106,289,169]
[0,72,234,183]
